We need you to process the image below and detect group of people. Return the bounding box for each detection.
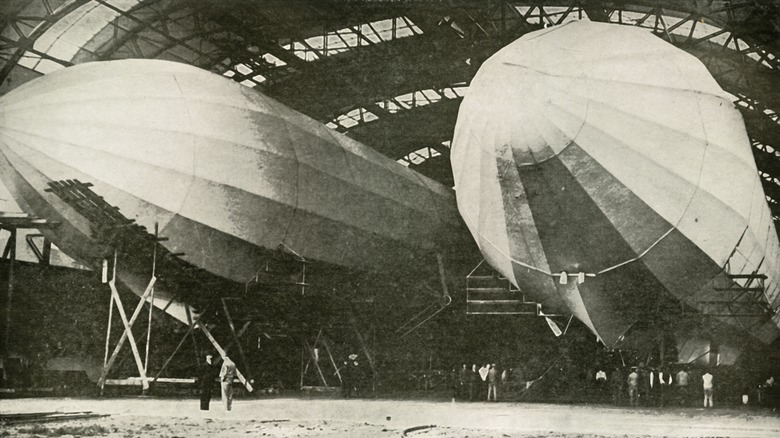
[606,364,713,408]
[198,352,238,412]
[451,363,506,402]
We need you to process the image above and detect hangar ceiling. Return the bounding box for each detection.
[1,0,779,216]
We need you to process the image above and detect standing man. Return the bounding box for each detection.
[487,364,498,401]
[595,368,607,401]
[468,364,478,401]
[702,370,714,408]
[610,366,624,405]
[638,363,651,406]
[220,356,237,411]
[458,364,468,400]
[479,364,489,400]
[340,360,352,398]
[198,353,216,411]
[627,367,639,407]
[676,367,690,406]
[657,368,672,407]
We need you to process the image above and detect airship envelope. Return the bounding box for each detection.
[0,59,460,323]
[451,20,780,346]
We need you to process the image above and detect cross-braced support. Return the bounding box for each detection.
[98,251,156,393]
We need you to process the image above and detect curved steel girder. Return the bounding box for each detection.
[762,178,780,206]
[84,0,233,67]
[0,0,89,84]
[684,44,780,109]
[741,108,780,150]
[264,36,478,120]
[346,99,461,159]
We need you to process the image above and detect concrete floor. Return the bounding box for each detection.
[1,395,780,437]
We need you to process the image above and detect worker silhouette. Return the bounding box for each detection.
[220,356,237,411]
[198,353,216,411]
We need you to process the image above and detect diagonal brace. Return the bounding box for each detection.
[198,322,254,392]
[97,255,156,391]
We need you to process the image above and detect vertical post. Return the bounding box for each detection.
[2,229,16,359]
[143,223,158,374]
[41,238,51,265]
[101,261,114,395]
[185,306,200,366]
[100,259,114,396]
[301,262,306,296]
[300,343,305,390]
[436,253,449,299]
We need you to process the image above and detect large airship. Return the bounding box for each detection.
[0,59,462,324]
[451,20,780,348]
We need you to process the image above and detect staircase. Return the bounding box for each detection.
[466,264,539,315]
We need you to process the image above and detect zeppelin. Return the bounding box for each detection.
[451,20,780,347]
[0,59,461,323]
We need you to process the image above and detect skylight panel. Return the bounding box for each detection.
[404,147,441,165]
[284,16,421,61]
[540,6,583,25]
[18,0,141,73]
[360,24,383,43]
[337,29,360,48]
[32,58,66,74]
[542,7,572,15]
[421,89,441,101]
[332,84,469,129]
[690,21,721,41]
[669,19,694,38]
[394,93,414,108]
[618,10,652,26]
[451,85,468,97]
[660,14,685,31]
[333,107,378,128]
[235,63,253,75]
[338,117,359,128]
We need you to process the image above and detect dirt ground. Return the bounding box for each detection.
[2,395,780,437]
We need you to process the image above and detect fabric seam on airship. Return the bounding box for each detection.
[170,73,200,220]
[0,127,191,221]
[6,60,455,224]
[570,109,753,263]
[0,141,103,261]
[3,110,448,252]
[499,62,730,100]
[278,110,304,259]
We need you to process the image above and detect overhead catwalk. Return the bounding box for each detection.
[451,20,780,347]
[0,59,462,324]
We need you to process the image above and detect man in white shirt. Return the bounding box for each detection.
[220,356,238,411]
[702,370,714,408]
